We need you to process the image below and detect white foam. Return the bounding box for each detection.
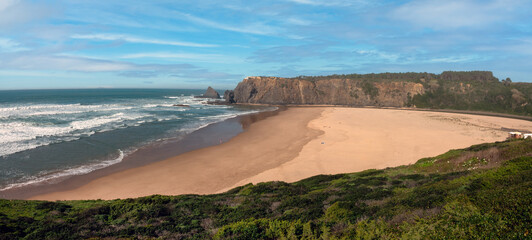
[0,150,125,191]
[0,103,137,118]
[0,112,156,156]
[163,95,207,106]
[0,106,273,191]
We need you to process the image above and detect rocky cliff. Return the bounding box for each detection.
[228,71,532,116]
[232,76,425,107]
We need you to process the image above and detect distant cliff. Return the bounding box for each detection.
[228,71,532,116]
[232,76,424,107]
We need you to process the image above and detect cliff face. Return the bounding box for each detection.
[233,77,425,107]
[229,71,532,116]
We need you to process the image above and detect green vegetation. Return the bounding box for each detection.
[409,75,532,116]
[360,80,379,100]
[295,71,532,116]
[294,72,438,83]
[1,140,532,239]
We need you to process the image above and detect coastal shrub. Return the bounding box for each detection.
[295,174,344,190]
[361,80,379,99]
[213,218,270,240]
[355,169,385,178]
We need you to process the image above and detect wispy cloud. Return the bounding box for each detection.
[119,63,243,81]
[1,51,242,81]
[2,0,532,88]
[120,52,243,63]
[392,0,521,29]
[285,0,369,7]
[0,38,28,52]
[0,0,17,11]
[284,17,313,26]
[287,0,323,5]
[354,50,400,62]
[1,54,132,72]
[250,44,399,63]
[0,0,54,28]
[71,34,218,48]
[429,55,488,63]
[176,12,280,35]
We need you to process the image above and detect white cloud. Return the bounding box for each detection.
[71,33,218,48]
[355,49,400,62]
[0,0,18,11]
[429,55,487,63]
[122,52,215,59]
[2,54,132,72]
[0,52,242,80]
[120,52,243,63]
[0,38,28,52]
[0,0,53,28]
[177,12,280,35]
[287,0,321,5]
[285,0,366,7]
[285,17,313,26]
[392,0,521,29]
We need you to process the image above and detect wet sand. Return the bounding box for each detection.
[30,107,532,200]
[0,108,279,199]
[30,107,322,200]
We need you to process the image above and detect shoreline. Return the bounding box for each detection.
[30,107,323,200]
[6,106,532,201]
[0,107,282,200]
[218,107,532,191]
[235,103,532,122]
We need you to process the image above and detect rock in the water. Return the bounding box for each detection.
[173,104,190,107]
[224,90,235,103]
[202,86,220,99]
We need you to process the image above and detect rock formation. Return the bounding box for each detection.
[232,76,425,107]
[224,90,235,103]
[225,71,532,116]
[172,104,190,107]
[197,86,220,99]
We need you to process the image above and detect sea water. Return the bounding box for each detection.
[0,89,264,191]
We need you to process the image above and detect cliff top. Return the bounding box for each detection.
[245,71,500,83]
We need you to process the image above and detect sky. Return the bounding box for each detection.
[0,0,531,90]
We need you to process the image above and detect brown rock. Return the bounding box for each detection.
[203,86,220,99]
[173,104,190,107]
[233,76,425,107]
[224,90,235,103]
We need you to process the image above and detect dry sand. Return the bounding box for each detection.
[32,107,532,200]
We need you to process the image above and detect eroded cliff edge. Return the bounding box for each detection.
[232,76,424,107]
[226,71,532,116]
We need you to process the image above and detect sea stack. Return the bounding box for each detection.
[201,86,220,99]
[224,90,235,103]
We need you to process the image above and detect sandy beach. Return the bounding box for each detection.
[31,107,532,200]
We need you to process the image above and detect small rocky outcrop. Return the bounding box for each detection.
[196,86,220,99]
[173,104,190,107]
[224,90,235,103]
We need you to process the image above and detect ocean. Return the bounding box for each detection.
[0,89,267,192]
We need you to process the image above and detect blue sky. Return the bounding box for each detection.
[0,0,531,90]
